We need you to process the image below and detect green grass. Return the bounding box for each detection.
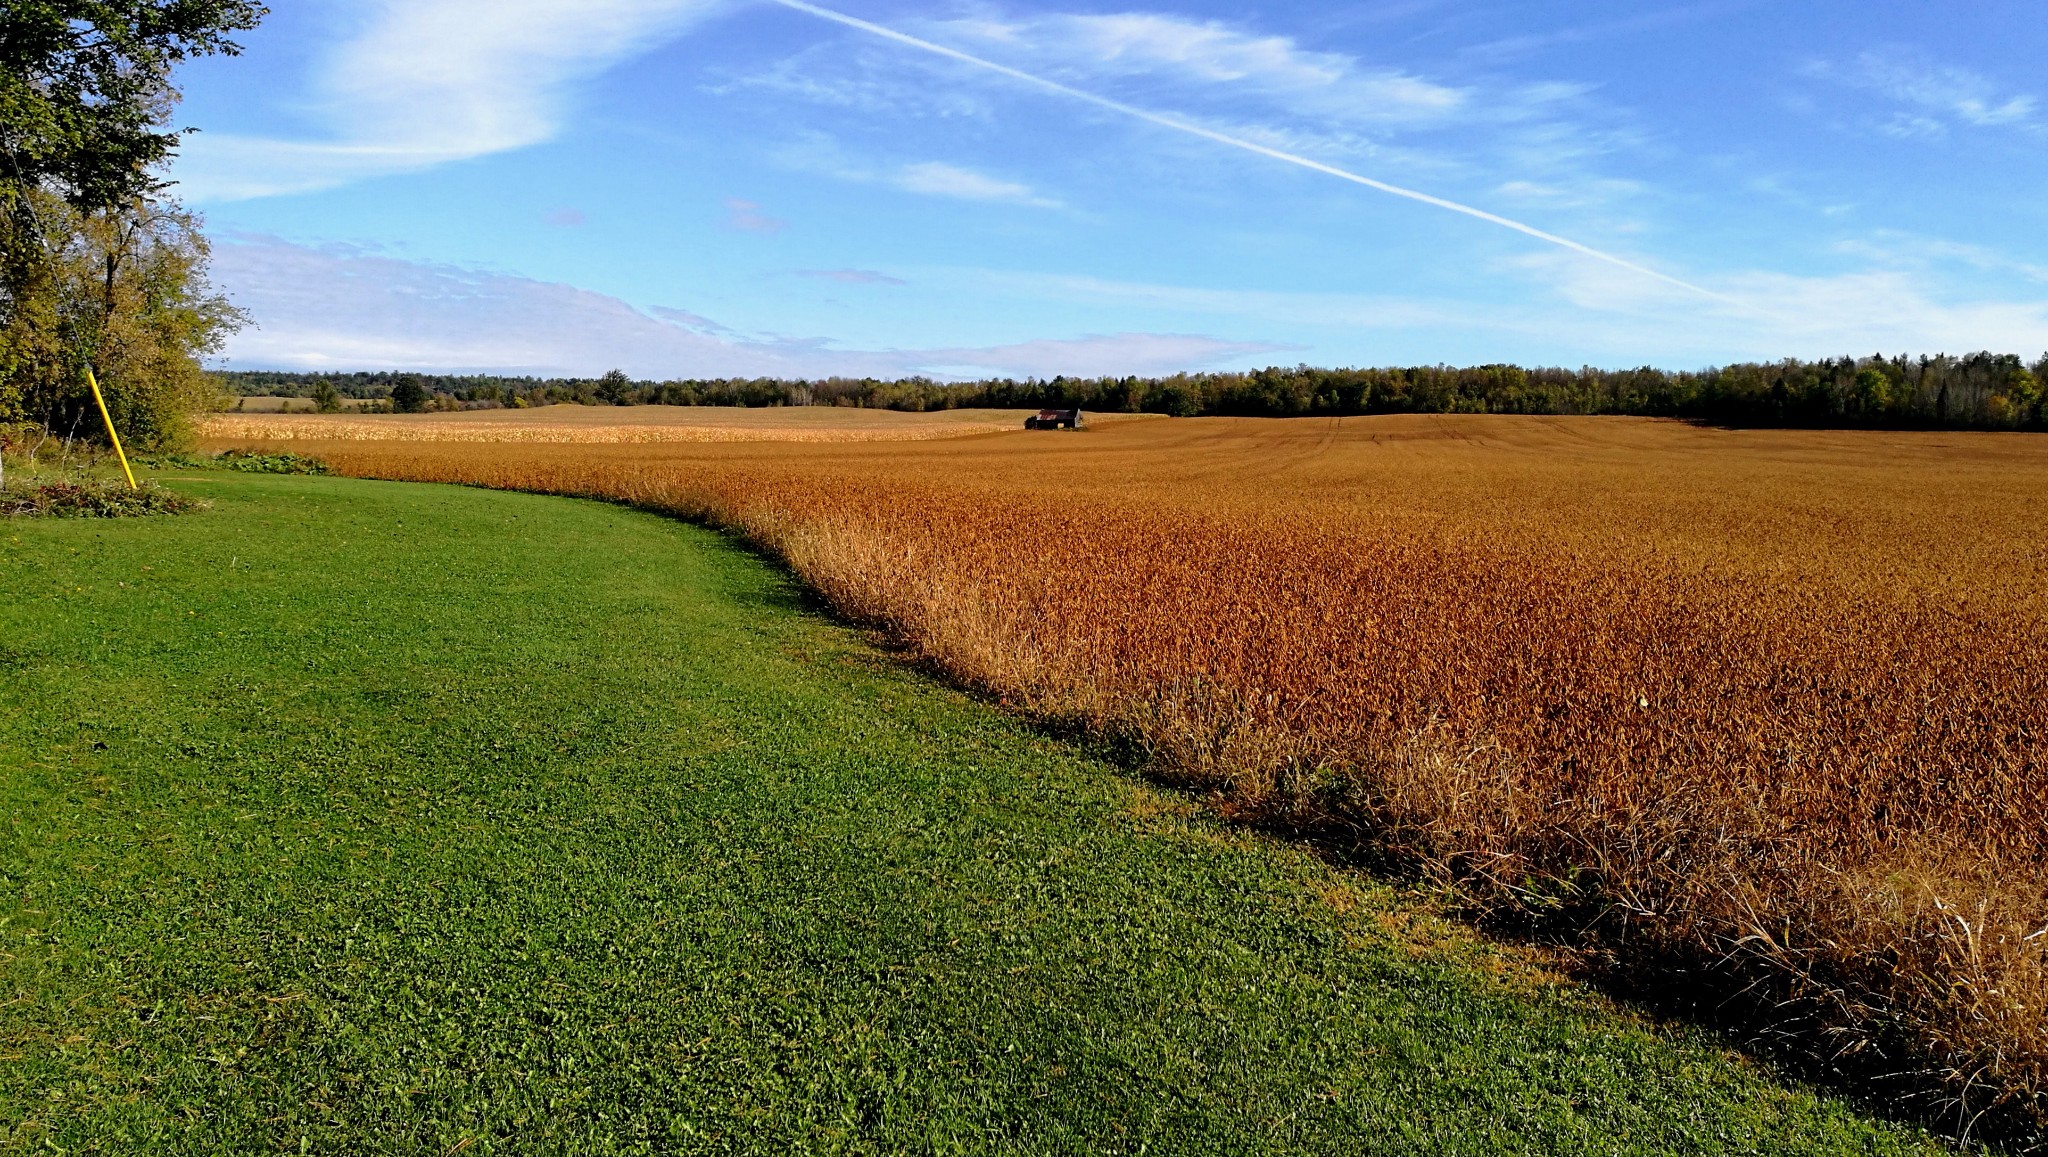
[0,474,1954,1154]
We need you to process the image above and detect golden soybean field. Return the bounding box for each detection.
[198,404,1160,444]
[221,411,2048,1127]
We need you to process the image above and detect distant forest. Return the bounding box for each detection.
[215,351,2048,429]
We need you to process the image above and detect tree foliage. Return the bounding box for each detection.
[1,0,265,210]
[389,374,429,414]
[2,0,262,447]
[3,188,240,445]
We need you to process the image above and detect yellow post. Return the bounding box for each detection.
[84,364,138,490]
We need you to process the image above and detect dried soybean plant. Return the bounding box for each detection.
[256,414,2048,1137]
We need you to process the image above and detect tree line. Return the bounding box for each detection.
[221,352,2048,429]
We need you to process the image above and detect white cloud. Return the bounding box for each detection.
[971,13,1345,85]
[979,271,1474,331]
[795,269,908,285]
[747,4,1652,233]
[1507,249,2048,359]
[891,161,1060,207]
[724,198,788,233]
[1880,113,1949,141]
[713,49,994,120]
[1831,232,2048,286]
[935,11,1465,125]
[1495,175,1649,211]
[770,134,1061,208]
[210,236,1280,378]
[174,0,726,201]
[975,251,2048,366]
[210,234,2048,383]
[1804,51,2041,140]
[1726,271,2048,353]
[1456,4,1739,65]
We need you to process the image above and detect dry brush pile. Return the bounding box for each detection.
[242,415,2048,1138]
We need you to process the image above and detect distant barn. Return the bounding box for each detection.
[1025,408,1083,430]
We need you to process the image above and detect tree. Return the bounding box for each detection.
[3,0,266,444]
[597,368,632,405]
[1997,365,2041,429]
[390,374,428,414]
[1149,383,1200,417]
[1851,368,1892,420]
[310,378,340,413]
[2,1,267,212]
[2,188,240,445]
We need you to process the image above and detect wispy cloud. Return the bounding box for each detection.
[1831,232,2048,286]
[934,10,1465,126]
[909,332,1296,380]
[771,134,1062,208]
[795,269,908,285]
[174,0,726,201]
[713,49,994,120]
[1803,51,2040,140]
[723,3,1661,253]
[725,198,787,233]
[977,249,2048,365]
[1508,248,2048,359]
[769,0,1719,302]
[1457,3,1742,65]
[1494,175,1649,211]
[212,234,2048,380]
[649,305,737,335]
[211,236,1281,378]
[978,270,1476,330]
[891,161,1061,207]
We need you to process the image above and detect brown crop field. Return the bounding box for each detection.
[199,404,1160,444]
[211,411,2048,1131]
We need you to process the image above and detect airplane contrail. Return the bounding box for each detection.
[768,0,1742,306]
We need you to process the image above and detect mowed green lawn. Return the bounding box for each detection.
[0,474,1947,1154]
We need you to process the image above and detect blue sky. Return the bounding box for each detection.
[170,0,2048,379]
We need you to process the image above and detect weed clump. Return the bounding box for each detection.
[134,449,331,473]
[213,449,329,474]
[1,477,205,518]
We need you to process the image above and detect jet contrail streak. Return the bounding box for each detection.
[769,0,1741,306]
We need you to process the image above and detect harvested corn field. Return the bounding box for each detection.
[199,404,1158,444]
[219,412,2048,1135]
